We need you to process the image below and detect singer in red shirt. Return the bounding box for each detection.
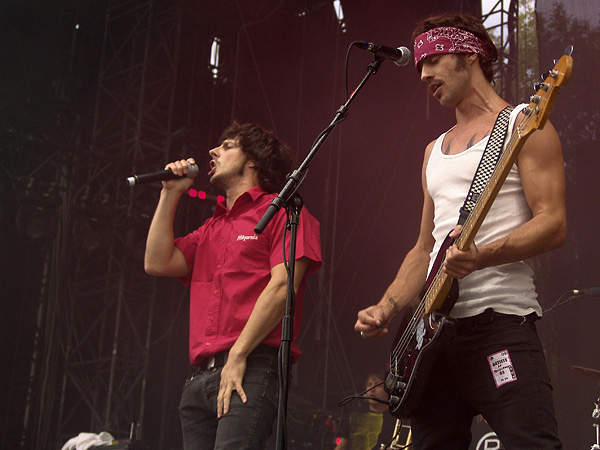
[145,122,322,450]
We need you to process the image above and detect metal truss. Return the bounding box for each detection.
[5,0,260,447]
[14,1,186,448]
[57,0,183,441]
[0,99,82,449]
[482,0,520,104]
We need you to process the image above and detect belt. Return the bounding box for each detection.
[193,344,278,372]
[455,308,538,331]
[199,351,228,371]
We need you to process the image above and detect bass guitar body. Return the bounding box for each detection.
[385,307,457,419]
[385,235,459,419]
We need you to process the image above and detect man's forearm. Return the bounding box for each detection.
[144,189,185,276]
[477,212,566,270]
[378,245,431,319]
[229,259,309,360]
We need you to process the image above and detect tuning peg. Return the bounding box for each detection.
[394,380,407,391]
[564,45,573,56]
[529,95,541,104]
[553,46,573,64]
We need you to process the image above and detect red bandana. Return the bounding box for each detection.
[413,27,490,70]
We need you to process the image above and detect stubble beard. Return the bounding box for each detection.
[209,157,248,190]
[438,55,471,108]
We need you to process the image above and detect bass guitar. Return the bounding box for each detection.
[385,47,574,419]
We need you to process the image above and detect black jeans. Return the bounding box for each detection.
[179,350,279,450]
[410,309,562,450]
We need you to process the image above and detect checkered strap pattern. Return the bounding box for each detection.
[458,106,514,226]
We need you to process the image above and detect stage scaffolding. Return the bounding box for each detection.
[482,0,521,104]
[11,1,187,447]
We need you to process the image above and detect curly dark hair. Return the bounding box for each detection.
[411,13,499,83]
[219,122,293,193]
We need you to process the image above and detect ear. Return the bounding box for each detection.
[247,159,258,169]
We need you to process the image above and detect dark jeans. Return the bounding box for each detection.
[179,351,279,450]
[410,309,562,450]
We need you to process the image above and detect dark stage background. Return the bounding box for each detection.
[1,0,599,449]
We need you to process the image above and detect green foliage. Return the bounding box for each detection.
[517,0,540,101]
[485,0,539,103]
[487,0,600,152]
[535,1,600,308]
[537,2,600,150]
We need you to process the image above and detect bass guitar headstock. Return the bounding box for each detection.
[519,45,573,137]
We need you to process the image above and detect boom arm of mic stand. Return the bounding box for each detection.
[254,57,384,235]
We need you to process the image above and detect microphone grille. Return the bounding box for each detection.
[394,46,412,67]
[187,163,199,178]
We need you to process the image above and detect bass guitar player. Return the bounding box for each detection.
[354,12,569,450]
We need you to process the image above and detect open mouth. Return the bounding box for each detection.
[208,159,217,176]
[430,82,441,96]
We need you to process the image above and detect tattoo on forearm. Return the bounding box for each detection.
[388,297,400,313]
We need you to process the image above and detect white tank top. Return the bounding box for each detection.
[426,104,541,318]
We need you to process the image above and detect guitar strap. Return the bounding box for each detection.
[457,105,514,226]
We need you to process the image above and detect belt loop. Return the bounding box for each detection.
[521,312,538,325]
[475,308,495,328]
[190,366,201,380]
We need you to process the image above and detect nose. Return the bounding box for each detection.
[420,65,432,83]
[419,60,433,82]
[209,146,219,157]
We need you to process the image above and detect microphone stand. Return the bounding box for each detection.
[254,56,387,450]
[275,193,301,450]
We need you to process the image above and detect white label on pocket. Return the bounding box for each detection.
[487,349,517,387]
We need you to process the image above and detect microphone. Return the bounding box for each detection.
[126,163,199,186]
[355,41,412,66]
[572,287,600,297]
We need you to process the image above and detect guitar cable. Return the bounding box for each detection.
[336,381,412,449]
[337,381,390,407]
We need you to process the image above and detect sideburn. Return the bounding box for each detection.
[454,54,469,72]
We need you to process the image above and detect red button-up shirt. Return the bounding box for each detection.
[175,186,322,366]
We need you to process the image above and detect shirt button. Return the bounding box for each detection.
[217,264,221,269]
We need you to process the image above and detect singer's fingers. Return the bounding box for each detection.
[165,159,191,176]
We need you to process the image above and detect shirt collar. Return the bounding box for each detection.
[213,185,269,217]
